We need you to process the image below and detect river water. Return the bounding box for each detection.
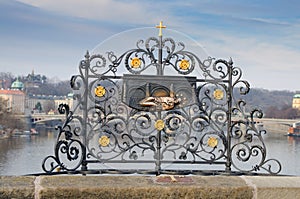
[0,130,299,176]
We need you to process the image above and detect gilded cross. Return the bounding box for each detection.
[156,21,166,37]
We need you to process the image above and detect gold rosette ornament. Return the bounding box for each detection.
[207,137,218,148]
[155,119,165,131]
[95,86,106,97]
[179,59,190,70]
[130,57,141,68]
[99,135,110,147]
[213,89,224,100]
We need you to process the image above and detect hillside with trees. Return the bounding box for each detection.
[25,80,71,96]
[241,88,299,119]
[0,72,72,96]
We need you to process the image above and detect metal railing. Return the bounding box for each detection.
[42,23,281,175]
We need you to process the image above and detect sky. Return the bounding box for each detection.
[1,0,300,91]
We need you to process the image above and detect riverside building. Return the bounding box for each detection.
[292,94,300,110]
[0,78,73,115]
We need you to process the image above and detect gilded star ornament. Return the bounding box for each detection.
[130,57,141,68]
[95,86,106,97]
[179,59,190,70]
[99,135,110,147]
[155,120,165,131]
[213,89,224,100]
[207,137,218,148]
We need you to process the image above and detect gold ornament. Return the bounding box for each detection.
[213,89,224,100]
[95,86,106,97]
[179,59,190,70]
[207,137,218,148]
[130,57,141,68]
[99,135,110,147]
[156,21,166,37]
[155,119,165,131]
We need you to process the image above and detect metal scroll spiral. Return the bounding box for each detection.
[84,86,228,165]
[229,64,281,174]
[73,37,232,79]
[42,104,85,173]
[230,108,282,174]
[159,108,227,163]
[81,37,204,76]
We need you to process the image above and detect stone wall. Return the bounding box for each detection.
[260,118,296,134]
[1,175,299,198]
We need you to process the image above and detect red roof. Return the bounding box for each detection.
[0,89,25,95]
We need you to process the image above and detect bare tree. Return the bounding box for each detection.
[0,97,25,130]
[43,100,55,113]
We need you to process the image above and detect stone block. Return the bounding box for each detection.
[243,176,300,199]
[0,176,35,199]
[37,176,253,199]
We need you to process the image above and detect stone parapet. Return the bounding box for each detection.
[0,175,299,199]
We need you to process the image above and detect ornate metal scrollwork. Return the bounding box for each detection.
[42,24,281,175]
[42,104,85,173]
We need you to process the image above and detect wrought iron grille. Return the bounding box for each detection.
[42,23,281,175]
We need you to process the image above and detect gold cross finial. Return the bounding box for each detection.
[156,21,166,36]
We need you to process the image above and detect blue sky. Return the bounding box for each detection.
[1,0,300,91]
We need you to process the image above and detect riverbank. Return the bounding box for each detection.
[1,175,300,199]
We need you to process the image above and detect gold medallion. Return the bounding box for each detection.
[155,119,165,131]
[99,135,110,147]
[179,59,190,70]
[213,89,224,100]
[95,86,106,97]
[207,137,218,148]
[130,57,141,68]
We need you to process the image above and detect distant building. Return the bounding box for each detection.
[54,93,74,111]
[0,78,25,113]
[0,78,73,115]
[25,70,46,88]
[11,78,24,90]
[0,89,25,113]
[292,94,300,110]
[27,93,73,114]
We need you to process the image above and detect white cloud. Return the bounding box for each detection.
[9,0,300,90]
[16,0,170,25]
[199,32,300,90]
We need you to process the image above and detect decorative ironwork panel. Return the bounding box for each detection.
[42,23,281,175]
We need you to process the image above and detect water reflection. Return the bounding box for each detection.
[264,134,300,176]
[287,136,300,150]
[0,131,299,176]
[0,131,57,176]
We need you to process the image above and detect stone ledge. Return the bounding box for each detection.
[241,176,300,199]
[0,176,35,199]
[0,175,299,199]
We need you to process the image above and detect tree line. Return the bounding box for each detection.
[0,72,71,96]
[242,88,300,119]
